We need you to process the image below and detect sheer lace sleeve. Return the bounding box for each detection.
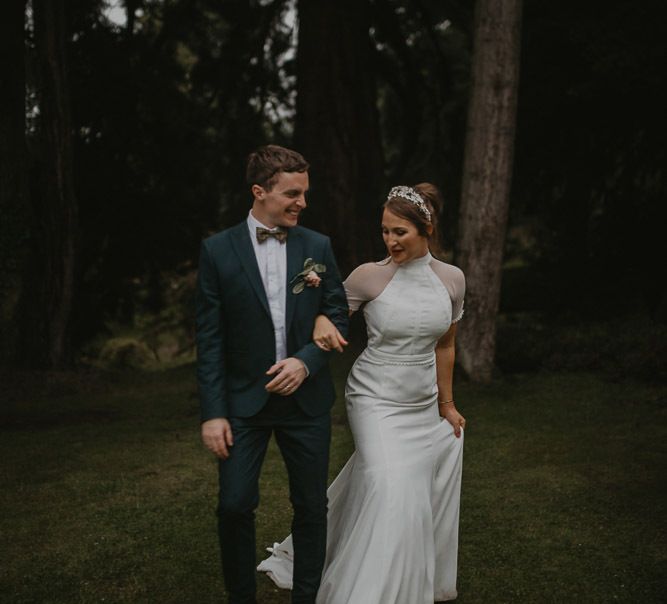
[343,260,397,312]
[429,259,466,322]
[344,257,464,319]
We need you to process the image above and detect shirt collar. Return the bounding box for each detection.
[247,209,273,233]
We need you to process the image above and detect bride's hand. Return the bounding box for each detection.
[313,314,348,352]
[439,402,466,438]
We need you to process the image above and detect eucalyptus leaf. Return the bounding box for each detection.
[291,258,327,293]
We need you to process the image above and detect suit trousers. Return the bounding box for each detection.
[217,394,331,604]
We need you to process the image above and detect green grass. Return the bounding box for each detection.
[1,360,664,603]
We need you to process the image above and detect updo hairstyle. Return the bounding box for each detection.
[384,182,444,257]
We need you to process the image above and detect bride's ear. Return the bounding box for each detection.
[425,223,434,237]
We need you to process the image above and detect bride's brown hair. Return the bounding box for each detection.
[384,182,444,258]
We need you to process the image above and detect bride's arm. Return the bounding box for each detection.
[435,324,466,437]
[313,261,377,352]
[313,314,350,352]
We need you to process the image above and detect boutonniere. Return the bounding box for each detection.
[291,258,327,294]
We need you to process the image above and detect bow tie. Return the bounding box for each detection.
[256,227,288,243]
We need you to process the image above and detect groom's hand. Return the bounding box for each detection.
[201,418,234,459]
[265,358,307,396]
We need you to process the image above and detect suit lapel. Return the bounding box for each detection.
[229,223,271,317]
[285,228,304,333]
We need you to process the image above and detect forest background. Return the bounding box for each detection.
[0,1,665,603]
[1,0,665,373]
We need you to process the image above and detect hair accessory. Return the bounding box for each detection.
[387,186,431,220]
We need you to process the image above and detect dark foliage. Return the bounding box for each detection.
[513,0,666,318]
[3,0,664,365]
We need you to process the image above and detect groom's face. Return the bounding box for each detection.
[252,171,309,228]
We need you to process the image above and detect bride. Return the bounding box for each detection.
[259,183,466,603]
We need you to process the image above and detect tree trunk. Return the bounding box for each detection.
[0,0,28,364]
[124,0,139,37]
[18,0,78,368]
[295,0,384,274]
[456,0,522,381]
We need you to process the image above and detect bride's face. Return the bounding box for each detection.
[381,209,429,264]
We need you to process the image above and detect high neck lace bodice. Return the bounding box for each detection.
[343,253,466,357]
[344,254,465,320]
[390,251,433,270]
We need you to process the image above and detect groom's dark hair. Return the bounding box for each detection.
[246,145,309,191]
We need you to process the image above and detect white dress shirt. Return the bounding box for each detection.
[247,211,288,362]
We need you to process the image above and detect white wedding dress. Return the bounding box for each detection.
[258,252,465,603]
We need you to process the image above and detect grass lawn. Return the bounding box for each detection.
[1,357,664,603]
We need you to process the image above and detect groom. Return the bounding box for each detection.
[196,145,349,604]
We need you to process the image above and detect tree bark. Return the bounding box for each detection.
[0,0,28,364]
[124,0,139,37]
[18,0,78,368]
[295,0,384,274]
[456,0,522,381]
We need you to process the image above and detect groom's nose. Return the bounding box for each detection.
[296,195,307,209]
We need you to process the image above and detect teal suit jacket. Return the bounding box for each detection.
[196,221,349,421]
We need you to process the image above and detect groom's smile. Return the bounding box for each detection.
[252,170,309,229]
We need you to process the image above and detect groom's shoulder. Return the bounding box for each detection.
[201,222,246,250]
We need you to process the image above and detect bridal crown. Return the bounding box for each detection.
[387,186,431,221]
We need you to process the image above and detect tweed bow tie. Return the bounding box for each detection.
[256,227,288,243]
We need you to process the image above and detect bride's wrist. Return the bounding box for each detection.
[438,399,455,407]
